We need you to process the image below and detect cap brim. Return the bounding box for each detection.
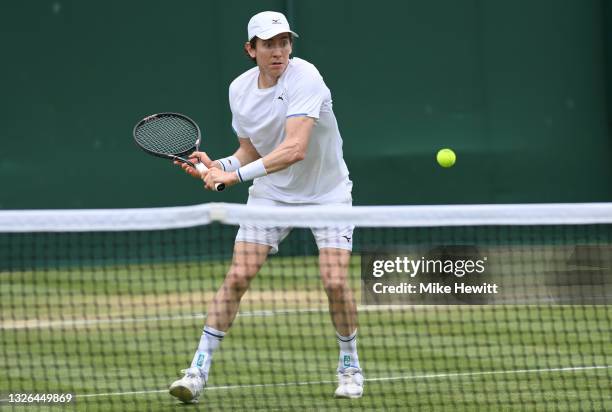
[253,27,299,40]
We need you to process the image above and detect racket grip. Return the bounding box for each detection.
[195,163,225,192]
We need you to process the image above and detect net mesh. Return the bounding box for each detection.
[134,114,199,155]
[1,203,611,411]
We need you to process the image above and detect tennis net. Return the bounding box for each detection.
[1,203,611,411]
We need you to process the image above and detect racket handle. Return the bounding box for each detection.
[195,163,225,191]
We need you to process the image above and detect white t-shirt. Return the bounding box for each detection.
[229,57,352,204]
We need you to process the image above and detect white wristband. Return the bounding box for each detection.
[217,156,241,172]
[236,159,267,182]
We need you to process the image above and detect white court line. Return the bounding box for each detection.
[2,306,422,330]
[0,302,606,330]
[0,308,331,330]
[1,365,609,402]
[11,364,604,401]
[3,301,607,330]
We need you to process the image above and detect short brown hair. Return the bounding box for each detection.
[244,33,293,63]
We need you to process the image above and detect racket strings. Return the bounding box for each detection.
[135,115,199,155]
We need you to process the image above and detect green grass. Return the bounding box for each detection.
[1,257,611,411]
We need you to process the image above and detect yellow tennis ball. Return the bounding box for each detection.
[436,148,456,168]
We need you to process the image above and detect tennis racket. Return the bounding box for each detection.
[133,112,225,191]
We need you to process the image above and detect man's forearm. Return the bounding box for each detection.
[261,139,306,173]
[215,145,260,171]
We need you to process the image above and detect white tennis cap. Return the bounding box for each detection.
[247,11,299,41]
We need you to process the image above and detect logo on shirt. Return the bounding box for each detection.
[276,90,287,102]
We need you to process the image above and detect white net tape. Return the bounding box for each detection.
[1,202,612,232]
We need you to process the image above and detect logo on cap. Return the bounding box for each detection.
[247,11,299,40]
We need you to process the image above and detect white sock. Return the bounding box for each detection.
[336,329,360,371]
[190,325,225,378]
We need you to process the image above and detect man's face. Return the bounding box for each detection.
[248,33,292,79]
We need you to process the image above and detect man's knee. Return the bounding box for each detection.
[224,242,270,294]
[322,273,350,297]
[224,266,258,293]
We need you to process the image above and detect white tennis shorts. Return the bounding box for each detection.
[235,196,354,254]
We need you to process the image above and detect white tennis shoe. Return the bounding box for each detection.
[334,367,364,399]
[169,367,206,404]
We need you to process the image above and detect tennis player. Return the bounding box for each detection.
[169,11,363,403]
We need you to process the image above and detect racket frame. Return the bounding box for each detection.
[133,112,225,191]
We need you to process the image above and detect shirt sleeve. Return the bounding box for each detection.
[231,113,244,137]
[286,65,329,119]
[229,84,247,137]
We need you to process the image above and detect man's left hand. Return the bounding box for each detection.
[201,168,239,191]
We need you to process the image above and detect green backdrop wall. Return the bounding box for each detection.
[0,0,610,208]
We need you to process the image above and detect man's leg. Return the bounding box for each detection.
[319,248,357,336]
[319,247,364,398]
[207,241,271,330]
[169,241,270,403]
